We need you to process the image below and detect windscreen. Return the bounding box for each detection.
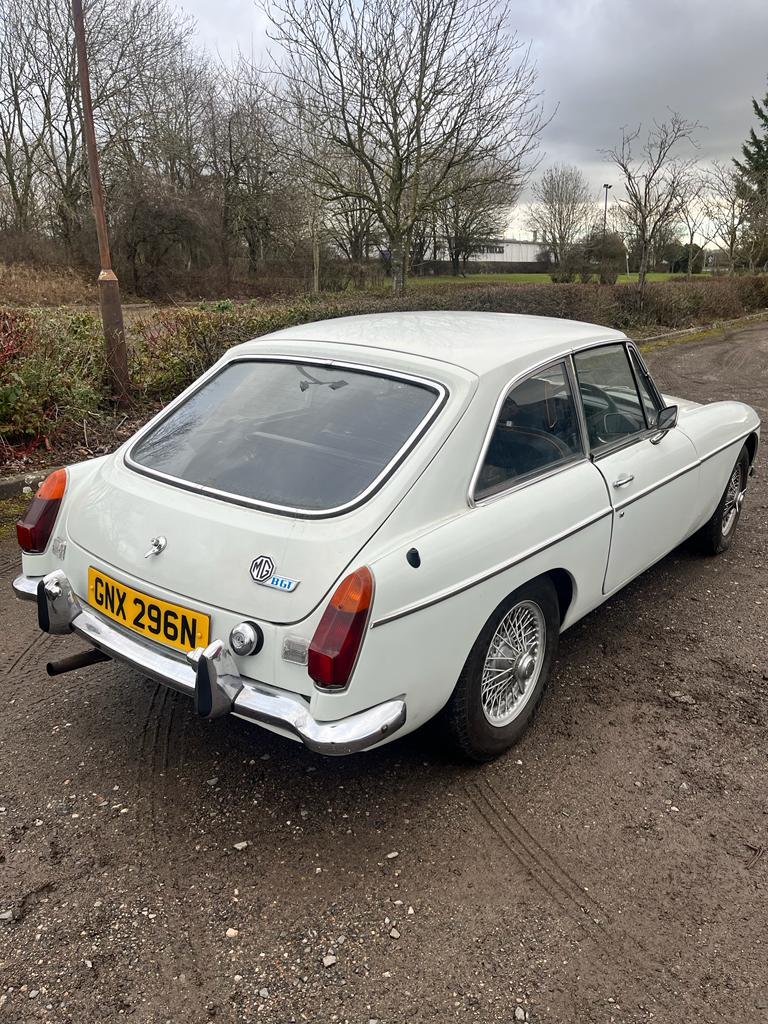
[129,360,440,511]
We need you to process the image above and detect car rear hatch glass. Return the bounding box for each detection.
[127,358,444,516]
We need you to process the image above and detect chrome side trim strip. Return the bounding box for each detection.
[614,461,699,511]
[613,429,756,512]
[371,508,612,628]
[699,429,756,464]
[372,426,757,629]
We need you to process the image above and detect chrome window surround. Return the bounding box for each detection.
[626,343,664,424]
[574,340,673,462]
[572,341,655,457]
[468,355,590,507]
[466,336,678,506]
[125,355,448,519]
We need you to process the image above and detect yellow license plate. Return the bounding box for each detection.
[87,567,210,653]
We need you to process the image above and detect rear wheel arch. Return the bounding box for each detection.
[439,575,560,760]
[745,431,759,467]
[544,568,575,625]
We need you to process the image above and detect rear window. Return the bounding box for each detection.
[128,360,442,513]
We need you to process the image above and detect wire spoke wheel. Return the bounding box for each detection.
[722,462,745,536]
[481,600,546,727]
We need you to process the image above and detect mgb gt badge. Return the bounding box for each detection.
[250,555,300,593]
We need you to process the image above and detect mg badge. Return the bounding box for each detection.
[250,554,275,583]
[250,555,300,593]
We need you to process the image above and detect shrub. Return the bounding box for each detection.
[2,275,767,459]
[130,276,768,400]
[0,308,105,440]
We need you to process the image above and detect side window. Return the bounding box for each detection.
[573,344,647,452]
[629,348,660,428]
[475,362,583,500]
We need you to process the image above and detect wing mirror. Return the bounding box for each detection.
[650,404,678,443]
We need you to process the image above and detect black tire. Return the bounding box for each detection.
[692,446,749,556]
[439,577,559,762]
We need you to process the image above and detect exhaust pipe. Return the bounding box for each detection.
[46,648,111,677]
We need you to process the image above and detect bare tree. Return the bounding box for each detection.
[324,155,381,286]
[603,114,698,301]
[0,0,46,239]
[438,164,517,275]
[677,166,712,277]
[528,163,592,267]
[705,161,748,273]
[0,0,193,260]
[268,0,544,293]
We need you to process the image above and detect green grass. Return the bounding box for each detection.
[407,271,683,287]
[0,495,28,539]
[410,272,549,286]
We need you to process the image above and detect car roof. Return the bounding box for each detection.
[259,311,626,377]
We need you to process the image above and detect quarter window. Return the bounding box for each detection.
[475,362,583,500]
[573,344,647,452]
[629,348,660,428]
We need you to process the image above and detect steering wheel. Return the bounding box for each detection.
[579,382,624,445]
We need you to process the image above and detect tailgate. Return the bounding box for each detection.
[65,455,388,624]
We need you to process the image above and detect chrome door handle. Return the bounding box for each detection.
[612,473,634,488]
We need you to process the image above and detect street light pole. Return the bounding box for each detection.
[72,0,130,408]
[600,183,612,282]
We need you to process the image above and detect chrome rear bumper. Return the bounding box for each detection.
[12,571,405,756]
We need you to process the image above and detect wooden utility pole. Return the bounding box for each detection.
[72,0,130,407]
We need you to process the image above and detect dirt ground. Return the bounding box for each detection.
[1,322,767,1024]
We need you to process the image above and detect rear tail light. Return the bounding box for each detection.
[16,468,68,553]
[308,567,373,689]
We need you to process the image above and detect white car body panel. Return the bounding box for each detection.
[16,312,760,752]
[594,426,700,592]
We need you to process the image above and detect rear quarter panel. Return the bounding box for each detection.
[318,460,612,734]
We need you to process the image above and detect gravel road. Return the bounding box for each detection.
[1,321,767,1024]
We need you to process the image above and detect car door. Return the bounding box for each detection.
[572,342,700,594]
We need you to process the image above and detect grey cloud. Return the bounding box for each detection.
[513,0,768,187]
[179,0,767,194]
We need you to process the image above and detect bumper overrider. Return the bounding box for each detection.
[12,570,406,756]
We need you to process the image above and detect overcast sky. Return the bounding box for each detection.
[179,0,768,234]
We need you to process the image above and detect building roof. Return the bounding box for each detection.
[261,311,624,376]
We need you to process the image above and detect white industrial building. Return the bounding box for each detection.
[465,236,544,263]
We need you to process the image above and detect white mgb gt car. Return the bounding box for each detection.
[13,312,760,760]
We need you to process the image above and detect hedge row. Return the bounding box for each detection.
[2,275,767,445]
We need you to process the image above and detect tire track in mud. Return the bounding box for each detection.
[4,631,58,679]
[466,778,674,1014]
[465,783,613,953]
[134,678,204,989]
[0,556,20,578]
[137,682,166,841]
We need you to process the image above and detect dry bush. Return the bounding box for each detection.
[131,276,768,399]
[2,276,767,462]
[0,263,97,306]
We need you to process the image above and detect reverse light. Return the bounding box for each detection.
[16,468,68,553]
[308,567,373,689]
